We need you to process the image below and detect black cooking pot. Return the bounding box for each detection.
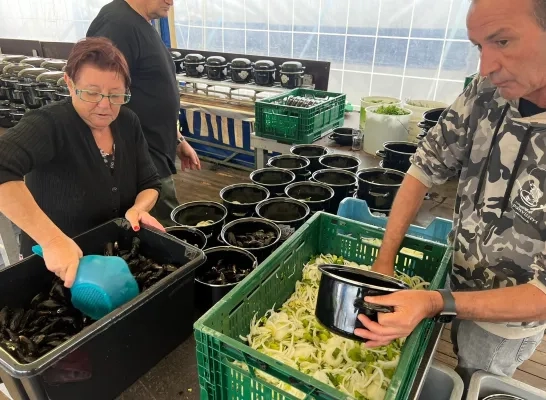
[229,58,253,84]
[255,198,310,241]
[170,51,185,74]
[170,201,228,247]
[249,167,296,197]
[0,55,27,64]
[318,154,362,174]
[356,168,405,210]
[20,57,46,68]
[220,217,282,263]
[376,141,417,173]
[285,181,335,215]
[40,60,66,71]
[329,127,358,146]
[164,226,207,250]
[195,246,258,313]
[267,154,311,182]
[418,107,446,139]
[315,264,409,341]
[0,107,13,128]
[289,144,329,173]
[254,60,276,86]
[219,183,270,221]
[184,53,206,77]
[206,56,228,81]
[280,61,305,89]
[311,169,358,213]
[16,67,50,108]
[55,77,71,99]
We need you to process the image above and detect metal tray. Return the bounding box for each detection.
[418,361,464,400]
[467,371,546,400]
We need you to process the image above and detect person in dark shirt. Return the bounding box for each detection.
[0,37,163,288]
[87,0,201,227]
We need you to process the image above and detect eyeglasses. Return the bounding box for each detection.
[74,88,131,105]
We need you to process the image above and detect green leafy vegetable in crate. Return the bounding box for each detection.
[372,105,410,116]
[238,254,429,400]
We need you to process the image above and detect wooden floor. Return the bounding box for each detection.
[172,159,546,392]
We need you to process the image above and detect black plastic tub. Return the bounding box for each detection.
[249,168,296,198]
[285,181,335,215]
[289,144,329,173]
[310,169,358,214]
[255,198,310,241]
[220,217,281,264]
[194,247,258,314]
[219,183,270,222]
[0,219,205,400]
[164,226,207,250]
[170,201,228,248]
[356,168,405,210]
[266,154,311,182]
[318,154,362,174]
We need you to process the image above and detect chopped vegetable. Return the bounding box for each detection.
[237,253,430,399]
[372,105,410,116]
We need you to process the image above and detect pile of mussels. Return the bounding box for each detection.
[0,237,182,364]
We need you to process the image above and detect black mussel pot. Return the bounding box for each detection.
[195,246,258,313]
[315,264,409,341]
[164,226,207,250]
[318,154,362,174]
[285,181,335,215]
[482,395,526,400]
[329,127,358,147]
[255,198,310,241]
[0,55,27,64]
[184,53,206,77]
[289,144,329,173]
[20,57,45,68]
[0,107,13,128]
[356,168,405,211]
[376,141,417,173]
[219,183,270,221]
[206,56,228,81]
[220,217,282,264]
[170,50,184,74]
[311,169,358,214]
[249,167,296,197]
[40,60,66,71]
[230,58,253,84]
[170,201,228,247]
[280,61,305,89]
[267,154,311,182]
[55,77,71,99]
[418,107,446,139]
[254,60,276,86]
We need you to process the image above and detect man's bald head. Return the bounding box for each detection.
[472,0,546,29]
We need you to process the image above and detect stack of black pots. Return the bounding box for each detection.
[355,168,406,215]
[417,107,446,140]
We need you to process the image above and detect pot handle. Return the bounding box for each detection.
[375,150,386,158]
[328,134,338,140]
[354,297,394,315]
[368,191,390,198]
[417,121,427,129]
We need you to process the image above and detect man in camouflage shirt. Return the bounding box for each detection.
[354,0,546,389]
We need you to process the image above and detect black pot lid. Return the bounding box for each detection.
[255,60,276,71]
[231,58,252,68]
[206,56,227,66]
[281,61,303,72]
[20,57,45,67]
[2,63,33,76]
[1,55,27,63]
[37,71,65,84]
[170,50,183,60]
[56,77,68,87]
[40,60,66,70]
[18,67,49,79]
[184,53,205,63]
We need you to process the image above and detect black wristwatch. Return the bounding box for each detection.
[177,136,185,145]
[434,289,457,323]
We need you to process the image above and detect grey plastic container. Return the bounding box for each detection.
[467,371,546,400]
[418,361,464,400]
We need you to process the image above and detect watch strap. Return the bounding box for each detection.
[434,289,457,323]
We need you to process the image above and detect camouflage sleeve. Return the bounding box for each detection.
[408,76,483,188]
[529,252,546,295]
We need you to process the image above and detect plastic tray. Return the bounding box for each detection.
[467,371,546,400]
[338,198,453,245]
[255,88,346,144]
[194,211,452,400]
[418,361,464,400]
[0,219,205,400]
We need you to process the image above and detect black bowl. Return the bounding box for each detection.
[220,183,270,221]
[170,201,227,246]
[255,198,310,241]
[315,264,409,341]
[195,246,258,313]
[249,168,296,197]
[285,181,335,215]
[164,226,207,250]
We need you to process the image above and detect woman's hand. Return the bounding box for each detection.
[41,235,83,288]
[176,140,201,171]
[125,207,165,232]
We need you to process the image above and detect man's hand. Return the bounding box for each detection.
[125,207,165,232]
[371,258,396,277]
[354,290,443,347]
[41,235,83,288]
[176,140,201,171]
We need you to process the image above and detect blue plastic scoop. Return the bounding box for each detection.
[32,245,140,320]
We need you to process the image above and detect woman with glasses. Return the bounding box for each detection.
[0,37,163,288]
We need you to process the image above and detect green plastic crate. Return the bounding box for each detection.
[194,212,452,400]
[255,88,346,145]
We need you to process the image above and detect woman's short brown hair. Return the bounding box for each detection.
[65,37,131,88]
